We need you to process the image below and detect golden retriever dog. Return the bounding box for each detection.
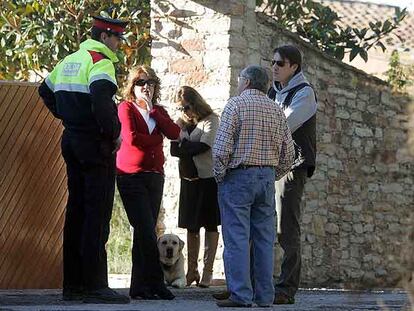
[157,234,186,288]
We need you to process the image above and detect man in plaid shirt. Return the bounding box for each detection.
[213,65,294,308]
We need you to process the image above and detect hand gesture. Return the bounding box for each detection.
[137,96,152,111]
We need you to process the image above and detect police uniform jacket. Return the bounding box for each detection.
[38,39,121,142]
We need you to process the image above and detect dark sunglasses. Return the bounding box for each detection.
[134,79,156,87]
[271,60,287,67]
[177,104,191,112]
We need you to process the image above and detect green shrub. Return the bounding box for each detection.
[386,50,414,92]
[107,188,132,274]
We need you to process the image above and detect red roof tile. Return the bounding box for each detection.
[320,0,414,50]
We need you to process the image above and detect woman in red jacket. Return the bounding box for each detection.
[116,65,180,300]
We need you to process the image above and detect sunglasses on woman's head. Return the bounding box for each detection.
[134,79,156,87]
[177,105,191,112]
[271,60,287,67]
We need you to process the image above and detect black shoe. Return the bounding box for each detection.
[62,288,84,301]
[83,287,130,304]
[217,298,252,308]
[212,290,230,300]
[273,292,295,304]
[152,285,175,300]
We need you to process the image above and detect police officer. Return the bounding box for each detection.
[38,16,130,304]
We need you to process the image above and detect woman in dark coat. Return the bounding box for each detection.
[170,86,220,288]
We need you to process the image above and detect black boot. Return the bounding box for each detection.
[62,287,84,301]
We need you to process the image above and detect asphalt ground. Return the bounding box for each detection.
[0,286,412,311]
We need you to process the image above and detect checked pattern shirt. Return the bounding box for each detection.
[213,88,294,182]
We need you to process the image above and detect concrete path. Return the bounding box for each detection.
[0,286,411,311]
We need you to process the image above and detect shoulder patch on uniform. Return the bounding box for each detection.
[62,62,81,76]
[88,50,108,64]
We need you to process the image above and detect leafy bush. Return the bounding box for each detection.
[386,50,414,92]
[0,0,151,81]
[1,0,407,82]
[107,189,132,274]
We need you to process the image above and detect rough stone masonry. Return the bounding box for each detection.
[150,0,414,288]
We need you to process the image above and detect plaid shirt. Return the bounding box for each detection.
[213,88,294,182]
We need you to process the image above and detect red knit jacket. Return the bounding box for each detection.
[116,101,180,175]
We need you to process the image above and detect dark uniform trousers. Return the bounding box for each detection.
[275,168,307,298]
[61,132,116,291]
[116,172,165,295]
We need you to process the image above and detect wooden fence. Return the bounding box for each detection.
[0,81,66,289]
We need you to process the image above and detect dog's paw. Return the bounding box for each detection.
[172,278,186,289]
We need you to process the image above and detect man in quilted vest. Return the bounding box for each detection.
[268,45,317,305]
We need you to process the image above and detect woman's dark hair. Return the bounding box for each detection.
[273,45,303,75]
[175,86,215,124]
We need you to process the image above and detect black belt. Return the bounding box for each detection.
[233,165,274,170]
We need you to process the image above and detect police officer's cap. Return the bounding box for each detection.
[92,16,128,39]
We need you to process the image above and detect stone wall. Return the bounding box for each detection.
[256,13,414,288]
[150,0,414,288]
[150,0,245,280]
